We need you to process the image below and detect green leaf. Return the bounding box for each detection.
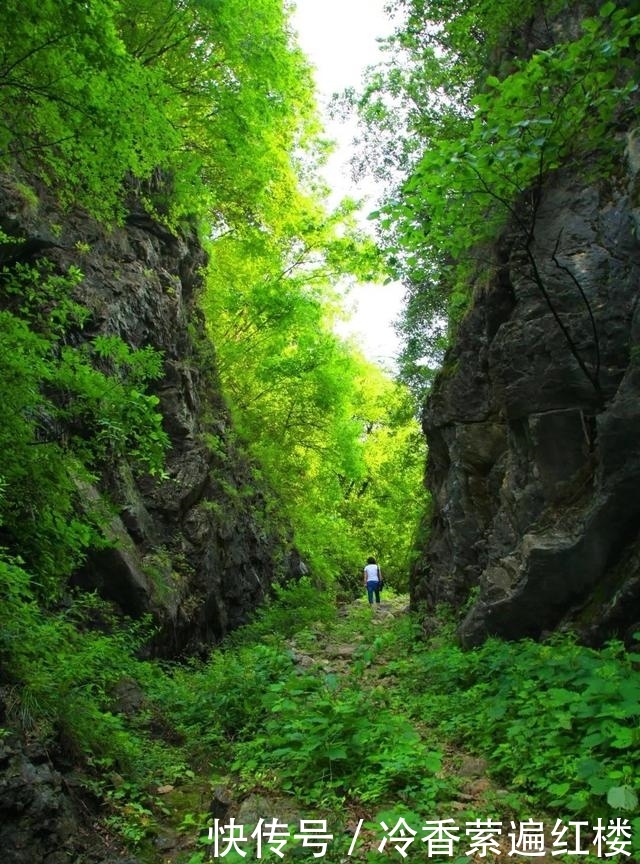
[607,785,639,810]
[611,726,635,749]
[327,746,348,760]
[599,2,616,17]
[549,781,571,797]
[589,775,613,794]
[576,758,605,780]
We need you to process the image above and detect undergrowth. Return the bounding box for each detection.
[3,579,639,860]
[377,617,640,859]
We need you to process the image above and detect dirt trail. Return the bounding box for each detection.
[139,596,560,863]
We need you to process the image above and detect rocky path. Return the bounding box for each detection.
[139,598,409,863]
[137,596,566,864]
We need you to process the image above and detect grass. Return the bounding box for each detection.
[4,581,639,862]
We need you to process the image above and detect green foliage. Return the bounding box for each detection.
[337,376,428,591]
[5,558,640,858]
[149,642,295,762]
[227,578,338,645]
[0,553,192,849]
[352,0,640,390]
[0,0,319,226]
[127,0,320,228]
[204,216,426,588]
[148,581,346,764]
[103,785,157,848]
[0,562,159,772]
[0,0,179,220]
[395,3,640,270]
[0,259,168,597]
[233,671,444,807]
[388,627,640,839]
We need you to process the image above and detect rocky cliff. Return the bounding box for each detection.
[413,136,640,646]
[0,175,299,658]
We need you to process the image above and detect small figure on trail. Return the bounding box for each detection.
[363,556,382,605]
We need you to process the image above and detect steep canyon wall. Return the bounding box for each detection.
[0,176,299,658]
[413,143,640,646]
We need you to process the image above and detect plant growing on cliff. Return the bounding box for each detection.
[0,258,168,596]
[351,0,640,393]
[382,3,640,269]
[0,0,179,220]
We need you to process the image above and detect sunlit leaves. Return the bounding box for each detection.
[390,5,640,271]
[353,0,640,386]
[0,0,319,227]
[204,212,424,586]
[0,0,178,219]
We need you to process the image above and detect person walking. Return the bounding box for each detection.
[363,556,382,605]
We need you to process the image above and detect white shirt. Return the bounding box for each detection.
[364,563,380,582]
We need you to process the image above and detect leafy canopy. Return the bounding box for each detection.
[0,0,319,227]
[350,0,640,396]
[203,218,426,587]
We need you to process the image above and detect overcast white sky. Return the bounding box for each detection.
[291,0,404,371]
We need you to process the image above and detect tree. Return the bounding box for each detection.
[0,0,180,219]
[0,0,320,227]
[199,132,426,588]
[338,369,428,590]
[350,1,640,395]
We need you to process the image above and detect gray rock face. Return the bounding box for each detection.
[0,735,78,864]
[0,176,298,657]
[414,149,640,646]
[0,730,138,864]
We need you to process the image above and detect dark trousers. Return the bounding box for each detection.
[366,580,380,604]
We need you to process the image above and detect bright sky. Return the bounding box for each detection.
[291,0,405,371]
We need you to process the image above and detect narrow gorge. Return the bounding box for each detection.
[1,1,640,862]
